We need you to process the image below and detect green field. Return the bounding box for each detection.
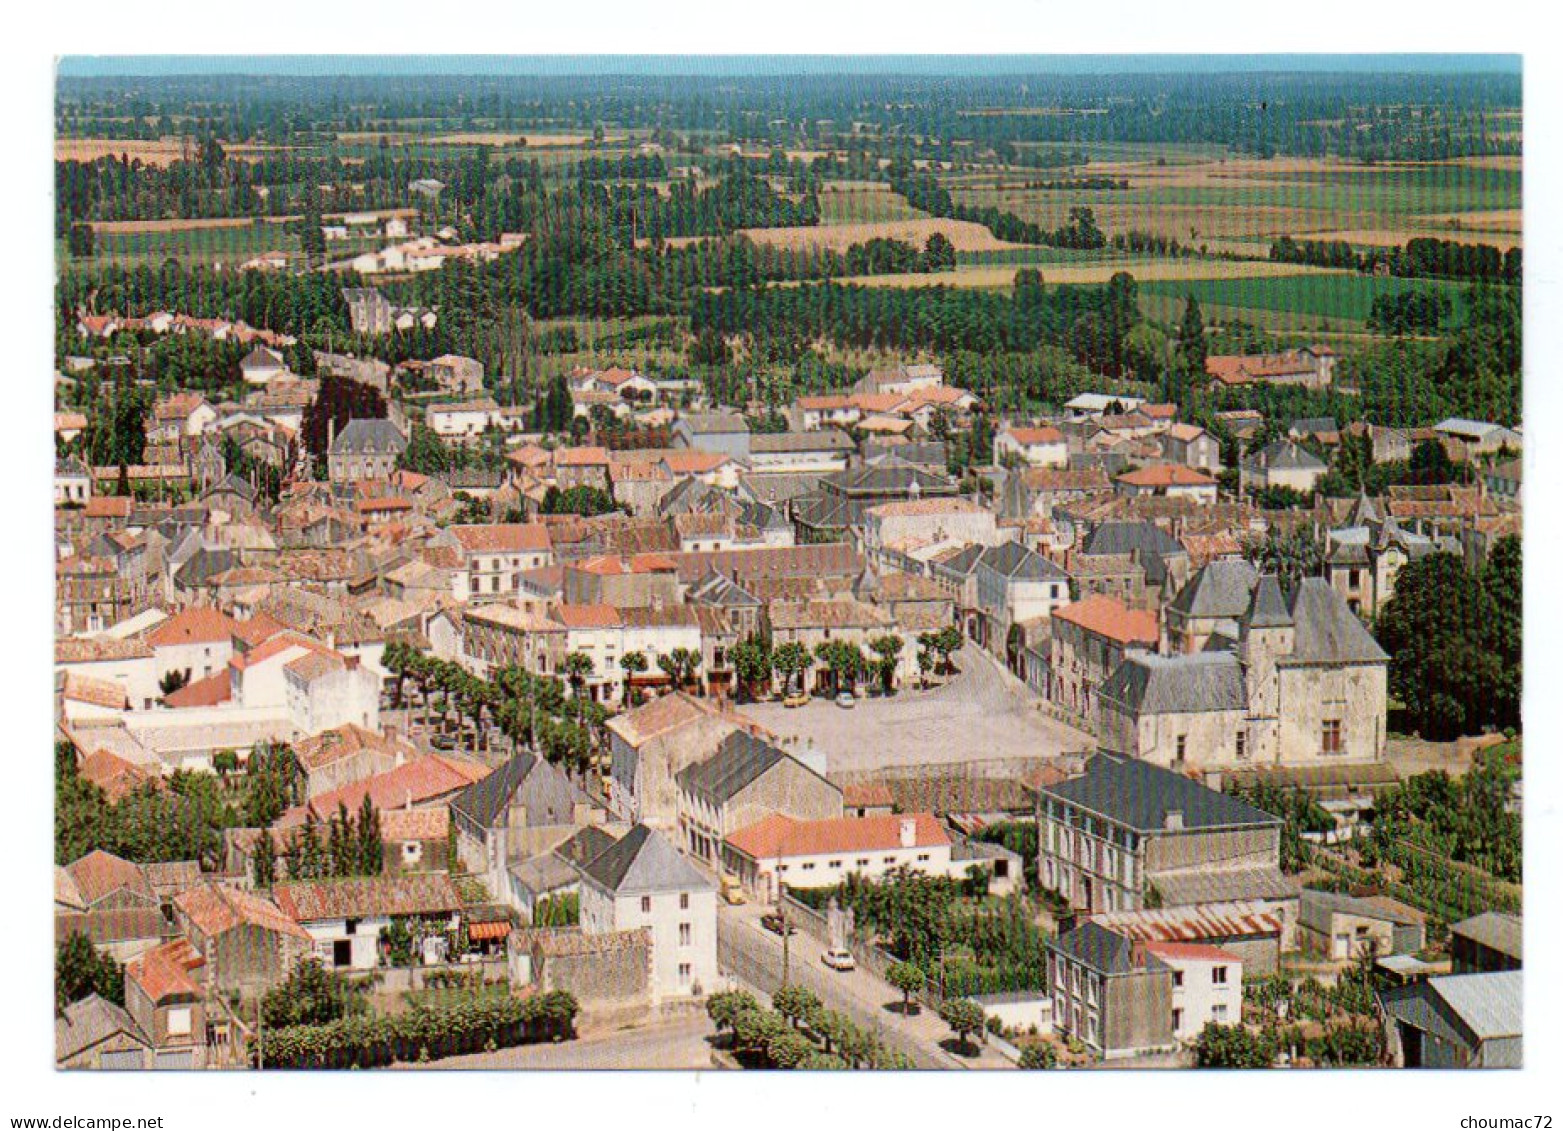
[1136,272,1475,327]
[816,185,928,225]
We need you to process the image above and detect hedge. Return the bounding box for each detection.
[253,990,578,1069]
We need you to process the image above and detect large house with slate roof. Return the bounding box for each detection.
[579,824,718,1002]
[673,730,843,867]
[327,418,408,483]
[1037,754,1291,916]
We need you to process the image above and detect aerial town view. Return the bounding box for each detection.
[49,55,1524,1075]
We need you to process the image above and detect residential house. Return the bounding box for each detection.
[605,692,751,828]
[328,419,408,483]
[1049,595,1160,721]
[1037,754,1290,916]
[123,939,208,1069]
[425,355,485,396]
[1298,888,1426,961]
[1205,346,1335,389]
[1241,440,1327,496]
[674,731,844,869]
[1143,941,1244,1043]
[240,346,289,386]
[724,812,952,902]
[1046,921,1176,1060]
[449,523,554,602]
[56,995,154,1070]
[578,824,719,1003]
[995,425,1068,469]
[1433,418,1521,460]
[1115,464,1219,505]
[171,883,312,997]
[672,412,751,459]
[1160,423,1222,475]
[272,874,464,970]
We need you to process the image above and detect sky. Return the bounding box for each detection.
[56,54,1522,79]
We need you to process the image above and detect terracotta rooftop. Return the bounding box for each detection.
[727,812,950,860]
[451,524,552,553]
[145,607,240,648]
[1052,595,1159,646]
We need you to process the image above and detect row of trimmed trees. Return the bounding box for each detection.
[725,626,965,702]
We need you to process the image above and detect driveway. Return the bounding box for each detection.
[742,645,1093,774]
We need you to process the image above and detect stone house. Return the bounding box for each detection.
[123,939,208,1069]
[172,884,312,998]
[578,825,719,1004]
[605,692,756,828]
[1297,889,1426,961]
[271,874,464,971]
[1049,595,1160,721]
[1037,754,1289,916]
[56,995,153,1070]
[1046,921,1176,1060]
[328,418,408,483]
[1240,439,1327,496]
[673,730,844,869]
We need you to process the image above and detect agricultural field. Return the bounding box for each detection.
[1136,271,1472,328]
[813,257,1342,292]
[741,217,1021,253]
[816,182,928,225]
[948,156,1523,249]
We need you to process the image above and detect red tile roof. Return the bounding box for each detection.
[66,850,154,907]
[83,496,133,519]
[451,523,552,553]
[1117,464,1217,488]
[553,603,623,629]
[127,939,205,1003]
[273,874,463,922]
[1004,426,1065,446]
[726,812,950,860]
[146,608,240,648]
[77,748,160,803]
[1052,595,1159,646]
[163,670,234,709]
[1142,940,1244,964]
[276,755,490,827]
[174,883,309,941]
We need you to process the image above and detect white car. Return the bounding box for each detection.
[822,948,856,971]
[835,692,856,709]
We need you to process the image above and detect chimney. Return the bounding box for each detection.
[899,817,918,848]
[1163,810,1184,832]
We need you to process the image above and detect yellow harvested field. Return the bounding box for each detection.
[814,259,1343,290]
[57,138,190,166]
[1299,227,1522,251]
[741,218,1021,253]
[1415,209,1522,233]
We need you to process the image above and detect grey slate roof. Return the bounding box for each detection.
[1290,417,1338,437]
[822,464,957,498]
[1050,920,1163,976]
[449,753,587,831]
[1286,578,1389,664]
[979,539,1068,582]
[687,570,763,609]
[580,824,715,896]
[1380,972,1523,1057]
[1451,912,1523,962]
[1043,754,1281,833]
[675,731,791,807]
[553,825,621,871]
[1100,651,1246,715]
[1253,439,1327,471]
[330,417,407,456]
[1169,559,1259,619]
[1081,521,1185,559]
[1244,574,1293,629]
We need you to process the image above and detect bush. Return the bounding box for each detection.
[253,990,578,1068]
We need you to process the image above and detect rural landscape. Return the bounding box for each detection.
[51,57,1521,1074]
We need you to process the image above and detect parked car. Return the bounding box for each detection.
[783,693,809,708]
[835,692,856,709]
[822,948,856,971]
[761,912,795,936]
[720,874,747,906]
[430,734,458,750]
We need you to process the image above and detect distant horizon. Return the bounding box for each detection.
[57,53,1522,80]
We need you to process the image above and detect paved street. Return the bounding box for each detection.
[742,644,1094,774]
[413,1012,717,1070]
[717,901,1011,1070]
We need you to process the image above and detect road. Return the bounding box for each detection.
[742,644,1093,774]
[411,1012,716,1070]
[717,901,1010,1070]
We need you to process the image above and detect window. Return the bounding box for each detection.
[345,918,359,937]
[829,860,843,869]
[166,1007,192,1038]
[1171,1008,1183,1033]
[916,853,930,863]
[856,858,870,867]
[678,962,692,984]
[679,893,689,911]
[1172,969,1184,988]
[402,841,422,863]
[1236,731,1248,761]
[678,923,692,947]
[1212,1004,1229,1022]
[883,856,896,865]
[640,896,652,914]
[1212,966,1229,985]
[1322,718,1344,755]
[1175,735,1187,764]
[801,862,816,871]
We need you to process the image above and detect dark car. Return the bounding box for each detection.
[761,912,796,936]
